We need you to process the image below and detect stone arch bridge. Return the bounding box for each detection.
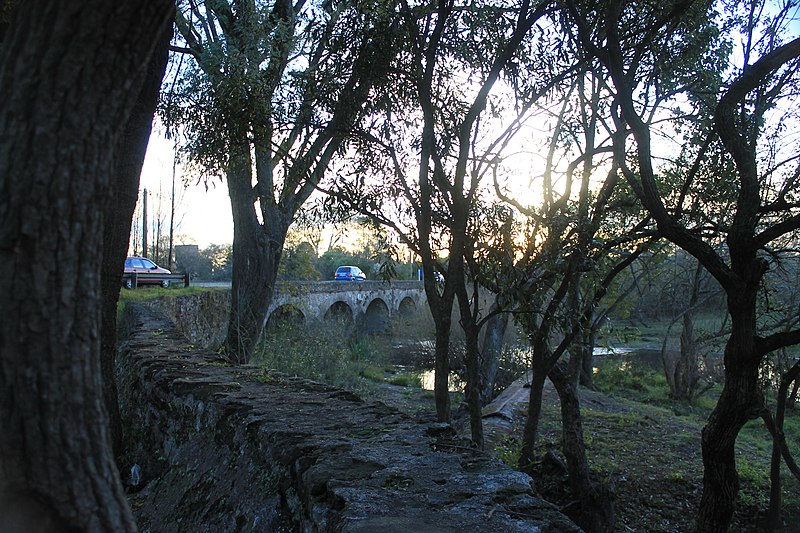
[267,280,427,334]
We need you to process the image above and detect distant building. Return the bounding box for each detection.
[174,244,206,278]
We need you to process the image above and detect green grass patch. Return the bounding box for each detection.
[386,372,422,387]
[252,322,388,397]
[520,357,800,530]
[360,366,390,382]
[593,359,670,401]
[118,284,216,302]
[495,435,524,467]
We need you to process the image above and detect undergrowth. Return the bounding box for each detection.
[490,357,800,531]
[585,360,800,530]
[252,322,390,397]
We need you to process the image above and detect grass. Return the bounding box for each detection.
[386,372,422,387]
[253,320,431,399]
[118,284,216,302]
[563,361,800,531]
[594,359,668,397]
[117,285,222,316]
[477,348,799,530]
[252,322,390,397]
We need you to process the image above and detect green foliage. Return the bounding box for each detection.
[278,241,321,281]
[348,336,381,363]
[495,435,524,467]
[386,372,422,387]
[174,243,232,281]
[360,366,389,382]
[593,359,669,398]
[316,246,374,280]
[253,322,388,396]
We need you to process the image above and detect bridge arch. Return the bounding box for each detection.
[266,304,305,331]
[324,300,354,328]
[398,296,417,318]
[266,281,427,331]
[363,298,390,334]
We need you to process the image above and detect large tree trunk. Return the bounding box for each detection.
[550,356,615,532]
[223,150,288,363]
[696,288,761,532]
[0,2,173,531]
[480,299,510,405]
[100,18,172,461]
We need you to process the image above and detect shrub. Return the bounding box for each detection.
[253,322,388,396]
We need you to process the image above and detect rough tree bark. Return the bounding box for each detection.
[456,280,485,448]
[100,16,172,461]
[765,359,800,528]
[549,355,615,532]
[224,148,289,360]
[0,2,173,531]
[697,284,762,532]
[480,298,510,405]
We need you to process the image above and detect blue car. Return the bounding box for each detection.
[335,266,366,281]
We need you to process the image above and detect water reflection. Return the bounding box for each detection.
[398,342,725,392]
[593,349,723,381]
[419,369,464,392]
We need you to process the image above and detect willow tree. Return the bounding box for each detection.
[168,0,398,362]
[566,0,800,529]
[0,1,173,530]
[330,0,562,437]
[484,60,653,530]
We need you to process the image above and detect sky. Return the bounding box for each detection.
[138,127,380,254]
[138,1,800,254]
[139,129,234,248]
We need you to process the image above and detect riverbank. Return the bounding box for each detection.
[369,369,800,532]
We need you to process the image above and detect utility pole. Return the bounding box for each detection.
[142,188,148,258]
[168,146,177,269]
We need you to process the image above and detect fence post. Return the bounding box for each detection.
[183,272,190,288]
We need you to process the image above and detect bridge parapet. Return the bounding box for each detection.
[274,280,423,294]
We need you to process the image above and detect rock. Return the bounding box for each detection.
[118,303,582,532]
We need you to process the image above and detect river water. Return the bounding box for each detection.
[390,340,725,391]
[593,347,724,381]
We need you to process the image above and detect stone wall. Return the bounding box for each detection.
[118,302,581,532]
[140,289,231,349]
